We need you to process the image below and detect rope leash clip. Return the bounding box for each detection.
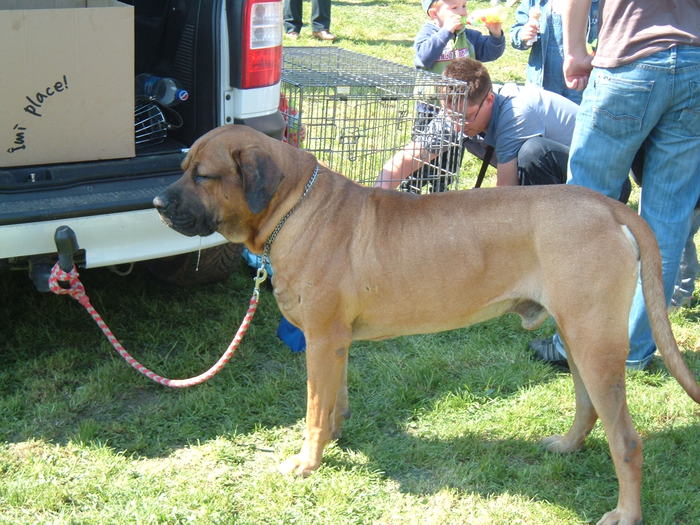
[253,260,269,296]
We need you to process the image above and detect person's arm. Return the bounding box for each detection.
[414,24,453,69]
[510,1,536,50]
[562,0,594,90]
[469,28,505,62]
[375,141,439,189]
[496,159,519,186]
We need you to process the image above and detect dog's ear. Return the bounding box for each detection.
[235,146,284,214]
[181,139,202,171]
[181,150,192,171]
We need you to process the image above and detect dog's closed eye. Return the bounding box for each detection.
[192,169,220,185]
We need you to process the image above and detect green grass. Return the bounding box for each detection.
[1,1,699,523]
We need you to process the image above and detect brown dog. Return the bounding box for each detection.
[154,125,700,525]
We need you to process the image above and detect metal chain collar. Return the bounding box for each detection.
[254,164,320,289]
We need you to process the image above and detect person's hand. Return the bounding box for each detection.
[485,21,502,37]
[563,52,593,90]
[445,13,464,34]
[519,22,539,44]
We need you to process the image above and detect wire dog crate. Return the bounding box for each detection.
[281,47,469,192]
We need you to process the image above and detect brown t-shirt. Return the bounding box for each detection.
[593,0,700,68]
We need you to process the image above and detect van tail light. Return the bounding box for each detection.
[241,0,282,88]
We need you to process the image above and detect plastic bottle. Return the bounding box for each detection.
[135,74,189,107]
[466,7,505,25]
[525,7,541,47]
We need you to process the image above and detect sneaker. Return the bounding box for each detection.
[530,337,569,369]
[312,30,336,41]
[286,31,300,39]
[670,292,692,309]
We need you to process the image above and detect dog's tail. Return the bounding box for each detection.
[619,207,700,403]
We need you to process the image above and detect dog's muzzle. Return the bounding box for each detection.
[153,190,218,237]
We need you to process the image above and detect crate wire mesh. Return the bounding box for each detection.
[281,47,469,192]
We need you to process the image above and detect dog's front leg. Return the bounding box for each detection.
[331,357,350,440]
[279,331,350,476]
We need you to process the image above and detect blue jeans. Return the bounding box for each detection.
[672,206,700,306]
[553,45,700,369]
[284,0,331,33]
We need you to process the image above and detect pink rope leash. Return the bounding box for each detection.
[48,261,265,388]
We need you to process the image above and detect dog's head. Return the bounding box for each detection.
[153,125,286,242]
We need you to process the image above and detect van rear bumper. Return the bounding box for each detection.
[0,209,227,269]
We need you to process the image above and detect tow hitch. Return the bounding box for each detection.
[31,225,80,292]
[54,225,80,274]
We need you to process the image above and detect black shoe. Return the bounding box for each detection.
[530,337,569,370]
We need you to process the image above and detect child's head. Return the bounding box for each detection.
[423,0,467,26]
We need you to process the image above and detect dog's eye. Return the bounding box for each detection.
[194,174,219,184]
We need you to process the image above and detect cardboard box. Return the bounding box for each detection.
[0,1,134,167]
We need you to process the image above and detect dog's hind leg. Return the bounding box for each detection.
[558,327,643,525]
[514,300,600,451]
[279,325,351,477]
[541,356,598,453]
[581,364,642,525]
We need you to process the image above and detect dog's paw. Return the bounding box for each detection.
[278,454,319,477]
[596,508,642,525]
[541,434,584,454]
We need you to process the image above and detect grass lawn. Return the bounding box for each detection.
[1,1,699,524]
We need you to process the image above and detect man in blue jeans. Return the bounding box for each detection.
[530,0,700,370]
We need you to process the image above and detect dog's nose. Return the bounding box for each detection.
[153,194,168,210]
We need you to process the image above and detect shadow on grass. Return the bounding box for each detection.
[323,419,700,523]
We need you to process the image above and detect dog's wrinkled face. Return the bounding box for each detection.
[153,126,284,242]
[153,162,220,237]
